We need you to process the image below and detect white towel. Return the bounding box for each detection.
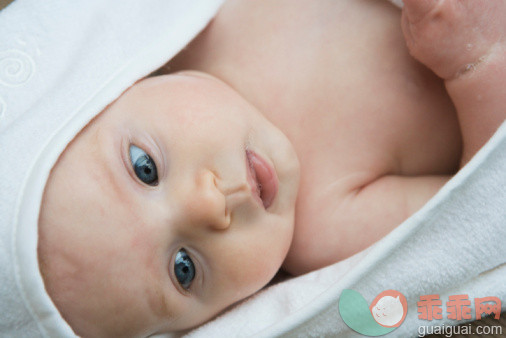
[2,1,504,337]
[0,1,223,336]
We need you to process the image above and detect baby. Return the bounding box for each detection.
[37,0,506,336]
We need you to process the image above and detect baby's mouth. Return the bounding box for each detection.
[246,150,278,209]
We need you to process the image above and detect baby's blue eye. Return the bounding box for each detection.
[129,145,158,186]
[174,249,195,290]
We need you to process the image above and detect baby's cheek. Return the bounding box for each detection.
[218,244,278,295]
[242,246,284,290]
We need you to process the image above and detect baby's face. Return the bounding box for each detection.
[38,73,300,337]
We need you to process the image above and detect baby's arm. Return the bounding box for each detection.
[402,0,506,165]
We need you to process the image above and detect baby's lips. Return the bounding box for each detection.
[246,150,278,209]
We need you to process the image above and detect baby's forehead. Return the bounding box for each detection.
[130,73,212,93]
[100,74,193,116]
[128,72,231,101]
[97,73,236,129]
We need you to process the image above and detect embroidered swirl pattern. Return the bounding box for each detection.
[0,49,35,87]
[0,96,5,120]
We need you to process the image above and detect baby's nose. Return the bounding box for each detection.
[186,169,230,231]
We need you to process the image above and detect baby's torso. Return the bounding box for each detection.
[167,0,461,261]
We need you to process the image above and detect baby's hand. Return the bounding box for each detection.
[402,0,506,165]
[401,0,506,80]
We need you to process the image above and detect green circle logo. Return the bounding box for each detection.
[339,289,408,336]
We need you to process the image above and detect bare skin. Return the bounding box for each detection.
[166,0,461,274]
[402,0,506,165]
[37,0,506,336]
[38,74,300,337]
